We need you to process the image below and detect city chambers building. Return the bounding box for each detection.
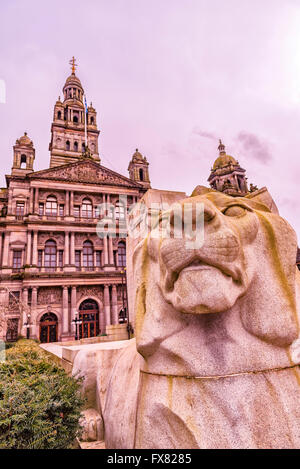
[0,63,151,343]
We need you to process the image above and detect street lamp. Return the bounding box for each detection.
[121,267,133,339]
[71,311,82,341]
[24,313,31,340]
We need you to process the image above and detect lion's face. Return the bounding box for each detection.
[133,187,299,358]
[147,191,260,314]
[144,189,298,325]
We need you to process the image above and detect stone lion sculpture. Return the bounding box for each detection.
[103,186,300,449]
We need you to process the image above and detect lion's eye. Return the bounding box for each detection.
[223,205,247,217]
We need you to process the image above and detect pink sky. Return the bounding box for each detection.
[1,0,300,237]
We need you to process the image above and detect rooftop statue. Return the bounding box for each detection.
[103,186,300,449]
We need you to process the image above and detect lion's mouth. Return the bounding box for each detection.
[164,257,240,291]
[180,259,214,272]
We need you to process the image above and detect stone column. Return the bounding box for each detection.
[70,191,74,216]
[7,189,13,215]
[108,236,114,265]
[22,287,28,326]
[65,190,70,216]
[26,231,31,265]
[71,286,77,332]
[2,232,10,266]
[103,235,108,265]
[34,187,39,214]
[62,286,69,334]
[104,284,111,327]
[64,231,69,265]
[111,285,118,324]
[32,230,38,265]
[0,232,3,266]
[31,287,38,338]
[29,187,34,213]
[41,250,45,272]
[70,232,75,265]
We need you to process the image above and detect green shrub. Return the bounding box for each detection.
[0,340,85,449]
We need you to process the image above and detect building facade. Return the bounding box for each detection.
[0,65,150,343]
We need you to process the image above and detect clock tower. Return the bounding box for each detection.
[49,57,100,168]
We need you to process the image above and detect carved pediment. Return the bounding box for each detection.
[29,160,142,188]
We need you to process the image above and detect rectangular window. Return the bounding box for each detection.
[74,206,80,218]
[94,206,100,218]
[38,250,43,267]
[59,205,64,217]
[16,202,25,217]
[13,250,22,269]
[45,197,57,216]
[96,251,101,267]
[58,251,63,267]
[75,251,81,271]
[39,203,44,216]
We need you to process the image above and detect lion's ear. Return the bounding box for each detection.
[191,185,215,197]
[245,187,279,214]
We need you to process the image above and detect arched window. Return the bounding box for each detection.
[79,299,99,338]
[82,143,85,152]
[90,117,94,124]
[44,240,57,271]
[74,141,78,152]
[57,111,61,120]
[139,168,144,181]
[73,115,78,123]
[118,241,126,267]
[20,154,27,169]
[40,313,58,343]
[46,196,57,216]
[66,140,70,151]
[83,241,94,270]
[82,198,93,218]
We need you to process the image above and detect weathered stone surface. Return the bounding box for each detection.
[104,188,300,449]
[103,340,141,449]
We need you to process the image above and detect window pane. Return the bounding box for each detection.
[75,251,81,271]
[46,197,57,216]
[96,251,101,267]
[16,202,25,216]
[82,199,92,218]
[13,251,22,268]
[38,250,42,267]
[118,243,126,267]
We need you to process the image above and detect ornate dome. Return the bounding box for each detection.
[63,73,83,90]
[212,140,238,170]
[132,148,144,161]
[213,153,238,170]
[17,132,33,146]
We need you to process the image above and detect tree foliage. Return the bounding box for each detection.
[0,340,85,449]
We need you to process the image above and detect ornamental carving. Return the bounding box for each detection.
[38,233,64,246]
[38,287,62,305]
[77,286,103,303]
[39,190,64,202]
[31,161,138,187]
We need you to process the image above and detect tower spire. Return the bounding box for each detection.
[218,139,226,155]
[69,56,77,75]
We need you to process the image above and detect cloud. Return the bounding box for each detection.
[236,131,272,164]
[192,128,217,141]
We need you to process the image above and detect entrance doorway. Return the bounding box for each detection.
[40,313,58,343]
[79,299,100,339]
